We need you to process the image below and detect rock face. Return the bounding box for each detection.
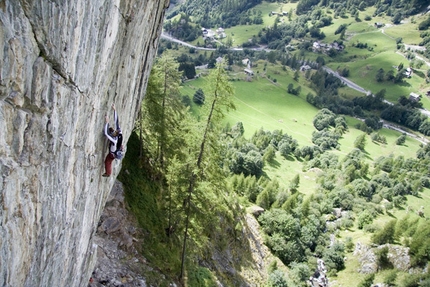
[354,242,411,274]
[309,259,328,287]
[90,181,150,287]
[0,1,168,286]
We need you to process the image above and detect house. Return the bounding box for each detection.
[216,56,223,63]
[215,27,226,38]
[285,44,296,51]
[202,28,215,39]
[409,92,421,102]
[244,68,254,76]
[242,58,251,68]
[331,41,344,51]
[313,42,321,50]
[320,43,328,49]
[282,11,288,16]
[405,67,413,78]
[374,22,384,28]
[217,32,226,39]
[300,65,311,71]
[313,41,343,53]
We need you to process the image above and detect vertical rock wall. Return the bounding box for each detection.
[0,0,168,286]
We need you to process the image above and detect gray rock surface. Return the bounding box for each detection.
[354,242,378,274]
[309,259,328,287]
[89,181,155,287]
[0,1,169,286]
[354,242,411,274]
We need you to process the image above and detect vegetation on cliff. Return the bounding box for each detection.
[123,0,430,286]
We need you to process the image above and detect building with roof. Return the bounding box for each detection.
[409,92,421,102]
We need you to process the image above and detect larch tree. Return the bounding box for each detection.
[137,52,187,235]
[179,59,235,280]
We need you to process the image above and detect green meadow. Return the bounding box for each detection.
[383,14,428,45]
[154,2,430,285]
[180,61,427,286]
[174,2,430,107]
[328,52,412,101]
[223,2,297,46]
[181,68,422,160]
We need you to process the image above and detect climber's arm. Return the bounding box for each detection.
[113,104,121,133]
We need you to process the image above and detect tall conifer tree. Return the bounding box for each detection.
[179,59,235,280]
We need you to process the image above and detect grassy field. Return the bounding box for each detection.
[174,2,430,109]
[182,68,422,157]
[182,72,319,144]
[178,62,429,286]
[327,51,425,103]
[223,2,298,47]
[171,3,430,285]
[297,6,430,107]
[383,14,428,45]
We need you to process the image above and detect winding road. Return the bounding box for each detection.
[161,32,430,144]
[322,66,369,94]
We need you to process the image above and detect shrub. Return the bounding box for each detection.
[375,246,393,269]
[193,88,205,105]
[357,273,375,287]
[268,270,288,287]
[357,210,373,229]
[372,219,397,245]
[383,270,397,286]
[396,134,406,145]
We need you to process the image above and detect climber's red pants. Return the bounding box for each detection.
[104,153,115,175]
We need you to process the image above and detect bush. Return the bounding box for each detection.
[396,134,406,145]
[188,267,217,287]
[354,134,367,151]
[372,219,397,245]
[181,95,192,107]
[268,270,288,287]
[375,246,393,269]
[357,210,373,229]
[409,221,430,267]
[383,270,397,286]
[418,16,430,30]
[357,273,375,287]
[193,88,205,105]
[323,244,345,274]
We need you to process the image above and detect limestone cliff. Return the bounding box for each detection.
[0,1,169,286]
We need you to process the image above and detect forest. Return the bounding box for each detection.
[123,56,430,286]
[123,0,430,286]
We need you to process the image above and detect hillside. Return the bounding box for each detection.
[181,67,430,286]
[135,0,430,286]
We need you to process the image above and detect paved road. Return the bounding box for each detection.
[382,120,428,144]
[161,33,430,144]
[161,32,270,52]
[323,64,430,119]
[322,66,369,94]
[161,33,216,51]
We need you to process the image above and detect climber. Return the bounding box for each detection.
[102,104,123,177]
